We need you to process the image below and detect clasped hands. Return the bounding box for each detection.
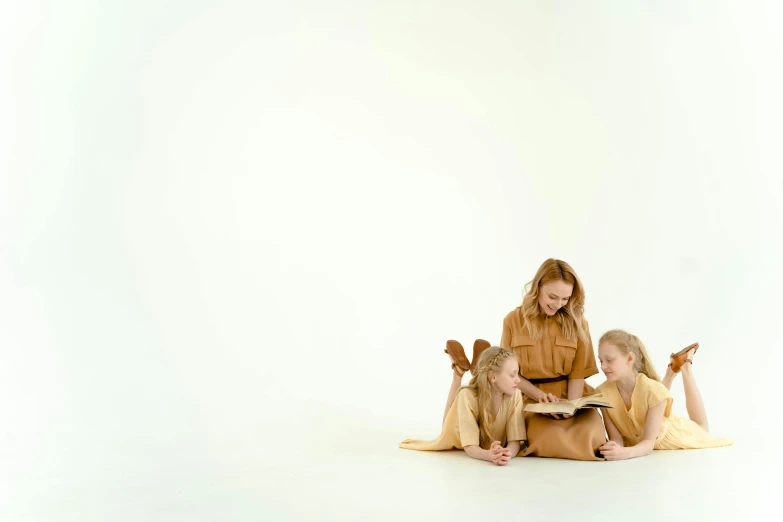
[489,441,513,466]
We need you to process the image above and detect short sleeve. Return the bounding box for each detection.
[505,390,527,442]
[500,316,512,349]
[645,378,673,418]
[567,318,599,380]
[455,390,481,447]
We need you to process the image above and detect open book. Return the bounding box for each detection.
[523,394,613,416]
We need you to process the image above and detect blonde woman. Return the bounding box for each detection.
[400,347,527,466]
[596,330,732,461]
[500,258,606,460]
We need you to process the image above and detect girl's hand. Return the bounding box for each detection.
[599,441,629,461]
[490,441,511,466]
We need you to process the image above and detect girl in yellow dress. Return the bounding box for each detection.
[595,329,733,461]
[400,347,527,466]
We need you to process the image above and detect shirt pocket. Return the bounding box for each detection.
[510,334,537,374]
[554,336,578,375]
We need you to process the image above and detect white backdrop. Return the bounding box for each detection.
[2,1,782,520]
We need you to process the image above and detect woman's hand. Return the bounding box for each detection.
[538,392,569,420]
[599,441,630,461]
[489,441,512,466]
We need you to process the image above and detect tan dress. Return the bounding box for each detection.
[501,308,606,461]
[400,388,526,451]
[596,373,733,450]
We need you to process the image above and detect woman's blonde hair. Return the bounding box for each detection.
[462,347,518,449]
[598,329,660,381]
[520,258,588,344]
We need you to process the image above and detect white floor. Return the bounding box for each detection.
[2,308,780,522]
[2,394,779,522]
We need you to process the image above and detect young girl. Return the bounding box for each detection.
[400,347,526,466]
[595,329,733,461]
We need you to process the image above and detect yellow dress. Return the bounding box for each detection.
[596,373,733,450]
[400,388,526,451]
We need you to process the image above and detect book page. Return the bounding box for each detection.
[523,402,578,415]
[579,394,613,408]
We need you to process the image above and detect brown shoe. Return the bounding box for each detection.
[669,342,699,373]
[470,339,491,375]
[445,340,471,375]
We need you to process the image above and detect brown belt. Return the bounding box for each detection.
[527,375,568,385]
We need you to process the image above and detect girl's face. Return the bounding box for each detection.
[598,342,634,381]
[537,280,573,316]
[492,357,521,395]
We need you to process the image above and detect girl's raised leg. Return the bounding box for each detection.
[662,363,677,390]
[443,355,465,423]
[680,347,709,432]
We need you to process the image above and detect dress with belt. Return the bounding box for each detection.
[501,307,606,461]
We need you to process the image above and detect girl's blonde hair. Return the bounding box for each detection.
[598,329,660,381]
[462,347,518,449]
[519,258,588,344]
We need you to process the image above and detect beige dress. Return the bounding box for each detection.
[596,373,733,450]
[400,388,526,451]
[501,308,606,461]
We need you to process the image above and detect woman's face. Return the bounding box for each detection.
[537,280,573,316]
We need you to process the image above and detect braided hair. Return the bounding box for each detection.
[462,346,518,449]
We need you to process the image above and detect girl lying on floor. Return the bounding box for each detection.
[400,346,526,466]
[596,330,733,461]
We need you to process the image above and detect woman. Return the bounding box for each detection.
[499,258,606,460]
